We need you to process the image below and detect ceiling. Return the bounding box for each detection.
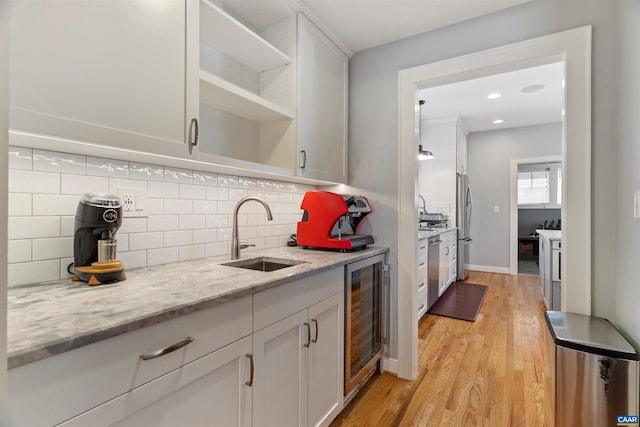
[221,0,531,55]
[418,61,565,133]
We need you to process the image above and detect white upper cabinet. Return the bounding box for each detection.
[9,0,187,154]
[296,15,348,184]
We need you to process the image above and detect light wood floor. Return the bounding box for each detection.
[331,271,548,427]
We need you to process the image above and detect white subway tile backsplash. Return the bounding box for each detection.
[193,171,217,186]
[129,232,164,251]
[179,245,205,261]
[9,193,32,216]
[217,174,239,188]
[61,216,75,236]
[60,258,74,280]
[32,237,74,260]
[146,198,164,215]
[193,229,217,244]
[9,170,60,194]
[164,199,192,215]
[86,156,129,178]
[179,184,205,200]
[33,194,81,216]
[9,260,60,287]
[147,215,179,232]
[216,228,232,242]
[205,214,227,229]
[61,174,109,195]
[205,242,227,258]
[179,215,205,230]
[193,200,216,214]
[119,251,147,269]
[164,230,193,247]
[9,217,60,239]
[164,167,193,184]
[129,162,164,182]
[148,182,178,199]
[7,149,317,286]
[8,240,31,263]
[33,149,86,175]
[119,217,147,234]
[117,234,129,252]
[109,178,147,194]
[147,247,179,266]
[9,146,33,170]
[205,186,228,201]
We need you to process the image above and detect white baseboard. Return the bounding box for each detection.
[467,264,511,275]
[381,357,397,374]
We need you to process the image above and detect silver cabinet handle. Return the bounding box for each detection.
[418,262,425,267]
[311,319,318,343]
[245,353,254,387]
[189,118,199,148]
[418,304,425,311]
[140,337,194,361]
[300,150,307,169]
[418,282,425,290]
[304,322,311,347]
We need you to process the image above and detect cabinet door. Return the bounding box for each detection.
[439,243,450,295]
[253,310,309,427]
[308,293,343,427]
[10,0,186,153]
[59,336,252,427]
[297,15,348,183]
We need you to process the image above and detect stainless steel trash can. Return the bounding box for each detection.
[545,311,639,427]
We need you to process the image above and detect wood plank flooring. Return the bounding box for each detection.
[331,271,549,427]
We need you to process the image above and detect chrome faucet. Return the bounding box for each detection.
[231,196,273,259]
[418,195,427,215]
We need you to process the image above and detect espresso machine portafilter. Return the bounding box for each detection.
[72,193,126,285]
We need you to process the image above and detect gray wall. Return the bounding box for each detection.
[519,209,561,237]
[349,0,617,359]
[615,0,640,346]
[467,123,561,269]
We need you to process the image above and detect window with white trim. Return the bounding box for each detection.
[518,169,550,205]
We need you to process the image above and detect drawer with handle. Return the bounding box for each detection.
[8,295,252,427]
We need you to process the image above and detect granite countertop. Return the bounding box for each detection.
[8,245,388,369]
[536,229,562,240]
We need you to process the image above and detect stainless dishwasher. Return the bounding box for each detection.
[427,236,441,310]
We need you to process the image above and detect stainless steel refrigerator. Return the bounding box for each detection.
[457,173,472,280]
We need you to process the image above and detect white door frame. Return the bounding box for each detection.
[509,155,563,276]
[397,26,592,380]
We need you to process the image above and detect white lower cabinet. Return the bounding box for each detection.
[8,268,345,427]
[253,292,343,427]
[60,336,253,427]
[438,230,458,296]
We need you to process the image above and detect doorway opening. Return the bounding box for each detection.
[397,26,591,380]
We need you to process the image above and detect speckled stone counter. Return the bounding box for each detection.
[8,245,388,369]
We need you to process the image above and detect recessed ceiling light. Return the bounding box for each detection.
[493,119,504,124]
[487,92,502,99]
[521,84,545,93]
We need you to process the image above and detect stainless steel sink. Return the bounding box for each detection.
[222,257,306,272]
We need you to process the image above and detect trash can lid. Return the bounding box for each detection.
[545,311,640,361]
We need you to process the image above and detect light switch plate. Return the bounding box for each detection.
[118,188,148,218]
[493,206,500,214]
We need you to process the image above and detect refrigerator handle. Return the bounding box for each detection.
[466,187,472,231]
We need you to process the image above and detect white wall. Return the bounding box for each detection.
[615,0,640,346]
[7,146,313,287]
[349,0,617,361]
[467,123,561,269]
[0,0,9,402]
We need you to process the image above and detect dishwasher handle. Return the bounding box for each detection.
[428,239,442,247]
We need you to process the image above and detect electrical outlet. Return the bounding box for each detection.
[117,188,148,218]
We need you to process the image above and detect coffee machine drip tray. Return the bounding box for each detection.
[332,234,375,249]
[73,261,126,286]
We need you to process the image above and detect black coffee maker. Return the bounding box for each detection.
[71,193,126,286]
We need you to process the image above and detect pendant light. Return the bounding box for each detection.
[417,100,434,160]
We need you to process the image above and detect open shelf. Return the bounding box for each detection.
[200,0,291,73]
[199,70,294,123]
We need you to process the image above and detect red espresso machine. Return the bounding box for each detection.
[297,191,374,250]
